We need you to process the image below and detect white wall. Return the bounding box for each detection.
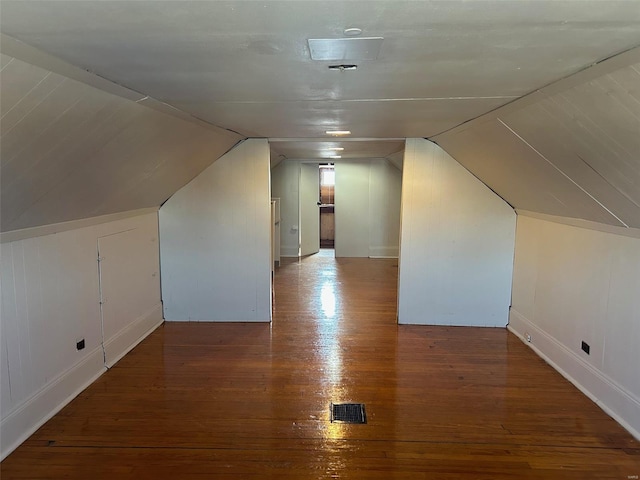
[299,163,320,256]
[271,160,300,257]
[509,214,640,439]
[335,161,370,257]
[398,138,516,326]
[335,159,402,258]
[369,159,402,258]
[0,210,162,459]
[272,158,401,258]
[159,139,272,322]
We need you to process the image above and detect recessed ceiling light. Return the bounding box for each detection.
[344,28,363,37]
[328,147,344,151]
[329,155,342,159]
[326,130,351,136]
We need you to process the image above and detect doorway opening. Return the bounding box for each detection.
[319,164,335,251]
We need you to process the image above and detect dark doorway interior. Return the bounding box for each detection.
[319,165,335,248]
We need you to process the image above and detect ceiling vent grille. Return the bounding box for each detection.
[328,64,358,71]
[308,37,383,61]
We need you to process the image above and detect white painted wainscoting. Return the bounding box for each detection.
[510,214,640,440]
[0,210,163,459]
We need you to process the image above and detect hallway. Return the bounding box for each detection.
[1,254,638,478]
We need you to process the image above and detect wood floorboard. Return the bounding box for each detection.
[2,253,639,478]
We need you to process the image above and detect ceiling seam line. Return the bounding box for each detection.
[0,70,53,121]
[497,118,629,228]
[185,96,519,105]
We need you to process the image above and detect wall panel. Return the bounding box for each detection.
[398,138,515,326]
[335,161,370,257]
[335,159,402,258]
[0,211,162,459]
[270,160,300,257]
[510,214,640,438]
[159,139,271,322]
[369,159,402,257]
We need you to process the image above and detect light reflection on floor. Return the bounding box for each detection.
[320,283,336,318]
[313,251,345,419]
[317,284,342,389]
[278,251,391,446]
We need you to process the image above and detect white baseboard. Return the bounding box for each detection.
[369,246,399,257]
[508,308,640,441]
[0,347,106,461]
[280,246,299,257]
[1,304,165,460]
[104,303,164,368]
[165,318,270,323]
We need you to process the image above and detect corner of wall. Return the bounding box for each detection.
[508,310,640,441]
[510,214,640,440]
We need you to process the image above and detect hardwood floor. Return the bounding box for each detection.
[2,252,639,478]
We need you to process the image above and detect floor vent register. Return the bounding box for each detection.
[330,403,367,424]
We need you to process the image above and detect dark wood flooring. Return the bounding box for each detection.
[2,252,639,478]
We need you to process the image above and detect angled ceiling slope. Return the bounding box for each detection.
[0,39,242,233]
[2,1,640,230]
[2,0,640,161]
[434,48,640,229]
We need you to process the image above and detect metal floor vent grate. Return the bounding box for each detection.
[330,403,367,424]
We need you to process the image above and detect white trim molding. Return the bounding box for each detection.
[509,308,640,441]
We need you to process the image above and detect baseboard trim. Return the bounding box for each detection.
[280,247,299,257]
[508,308,640,441]
[369,246,399,257]
[104,303,164,368]
[0,347,106,461]
[165,318,271,323]
[1,304,165,460]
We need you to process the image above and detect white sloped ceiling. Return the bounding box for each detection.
[1,1,639,232]
[434,48,640,229]
[0,53,242,232]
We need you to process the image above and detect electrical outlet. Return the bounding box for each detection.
[525,333,532,342]
[76,338,85,351]
[581,341,590,355]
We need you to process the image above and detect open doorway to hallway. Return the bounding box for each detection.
[270,156,402,260]
[319,164,335,252]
